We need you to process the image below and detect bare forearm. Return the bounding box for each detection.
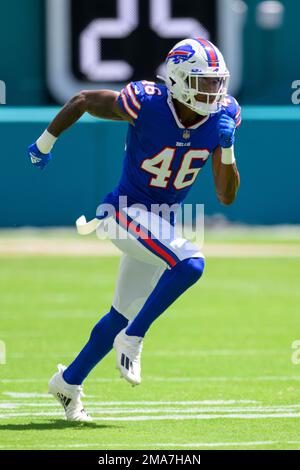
[215,163,240,205]
[47,94,86,137]
[212,146,240,205]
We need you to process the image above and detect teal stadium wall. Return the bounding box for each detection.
[0,0,47,106]
[0,0,299,106]
[0,107,299,227]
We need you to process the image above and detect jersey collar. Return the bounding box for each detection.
[167,92,210,129]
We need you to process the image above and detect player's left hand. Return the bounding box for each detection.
[27,143,52,170]
[217,115,236,148]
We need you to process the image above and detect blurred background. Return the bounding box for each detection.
[0,0,299,228]
[1,2,300,451]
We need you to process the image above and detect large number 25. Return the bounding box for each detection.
[141,148,210,190]
[80,0,208,81]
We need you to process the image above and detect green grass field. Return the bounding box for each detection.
[1,239,300,450]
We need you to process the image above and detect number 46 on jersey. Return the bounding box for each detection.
[141,148,210,190]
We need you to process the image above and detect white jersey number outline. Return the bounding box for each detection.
[141,148,210,190]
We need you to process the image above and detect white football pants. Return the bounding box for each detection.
[99,207,203,321]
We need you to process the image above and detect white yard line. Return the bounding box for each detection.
[2,392,51,398]
[7,349,286,359]
[1,399,300,420]
[1,395,259,405]
[148,349,285,357]
[133,441,300,448]
[0,404,17,409]
[3,396,300,418]
[1,237,300,258]
[83,412,300,421]
[3,403,300,414]
[2,441,300,449]
[86,407,300,414]
[44,441,299,448]
[2,411,300,420]
[146,375,300,382]
[0,412,63,418]
[86,399,260,405]
[1,405,300,415]
[2,375,300,383]
[0,378,120,383]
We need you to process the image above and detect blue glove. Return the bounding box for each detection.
[27,143,52,170]
[217,114,236,148]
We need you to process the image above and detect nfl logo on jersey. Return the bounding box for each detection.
[183,130,190,140]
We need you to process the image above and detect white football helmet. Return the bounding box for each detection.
[164,38,230,116]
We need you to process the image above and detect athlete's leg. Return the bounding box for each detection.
[115,207,205,337]
[63,254,164,385]
[63,307,128,385]
[50,213,167,415]
[126,256,204,337]
[113,257,205,385]
[111,207,205,384]
[64,206,204,385]
[112,253,166,321]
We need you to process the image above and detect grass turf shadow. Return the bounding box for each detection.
[0,420,120,431]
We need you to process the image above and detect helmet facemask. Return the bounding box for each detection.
[179,72,230,116]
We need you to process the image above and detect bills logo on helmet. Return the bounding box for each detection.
[166,44,195,64]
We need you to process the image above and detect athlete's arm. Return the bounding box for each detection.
[48,90,132,137]
[27,90,132,169]
[212,146,240,205]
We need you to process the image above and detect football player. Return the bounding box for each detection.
[27,38,241,422]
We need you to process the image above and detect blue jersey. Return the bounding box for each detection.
[102,80,241,211]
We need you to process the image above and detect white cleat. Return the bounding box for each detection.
[48,364,92,422]
[113,328,143,386]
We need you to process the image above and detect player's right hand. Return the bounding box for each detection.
[27,143,52,170]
